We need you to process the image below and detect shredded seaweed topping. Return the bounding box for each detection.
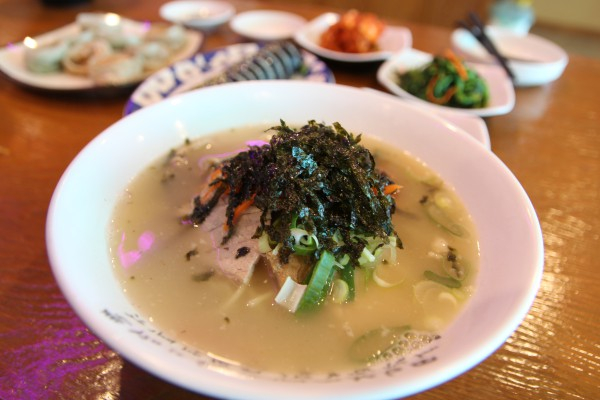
[235,246,251,259]
[185,120,400,266]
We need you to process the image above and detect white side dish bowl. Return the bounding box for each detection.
[47,81,543,400]
[294,13,412,62]
[230,10,307,41]
[160,0,235,31]
[377,48,515,117]
[451,26,569,87]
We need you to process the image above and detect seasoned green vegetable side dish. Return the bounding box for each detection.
[110,121,479,373]
[397,50,489,108]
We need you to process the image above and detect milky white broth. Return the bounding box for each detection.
[109,124,479,374]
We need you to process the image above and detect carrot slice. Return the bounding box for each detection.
[444,49,468,80]
[426,76,456,105]
[383,184,402,195]
[209,167,223,181]
[223,195,256,232]
[200,181,223,203]
[232,196,255,225]
[200,168,226,203]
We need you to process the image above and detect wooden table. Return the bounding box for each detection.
[1,1,598,399]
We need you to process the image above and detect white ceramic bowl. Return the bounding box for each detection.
[451,26,568,87]
[230,10,306,41]
[46,81,543,400]
[160,0,235,31]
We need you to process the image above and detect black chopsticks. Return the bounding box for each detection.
[458,12,515,82]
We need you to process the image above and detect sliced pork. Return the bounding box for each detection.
[199,200,262,285]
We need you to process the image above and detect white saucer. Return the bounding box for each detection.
[230,10,306,41]
[451,26,568,87]
[160,1,235,31]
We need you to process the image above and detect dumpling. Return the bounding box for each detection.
[101,30,142,50]
[136,41,172,72]
[62,38,113,75]
[144,23,187,52]
[88,53,143,85]
[24,40,69,73]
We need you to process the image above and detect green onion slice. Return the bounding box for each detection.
[424,201,468,238]
[339,264,355,301]
[296,251,336,312]
[424,270,462,288]
[349,326,411,363]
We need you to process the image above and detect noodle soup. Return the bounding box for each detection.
[109,124,479,374]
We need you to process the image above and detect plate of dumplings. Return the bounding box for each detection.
[0,13,203,91]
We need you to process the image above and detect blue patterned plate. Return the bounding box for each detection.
[124,42,335,115]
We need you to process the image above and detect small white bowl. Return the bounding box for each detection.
[47,81,543,400]
[160,0,235,31]
[230,10,306,41]
[451,26,568,87]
